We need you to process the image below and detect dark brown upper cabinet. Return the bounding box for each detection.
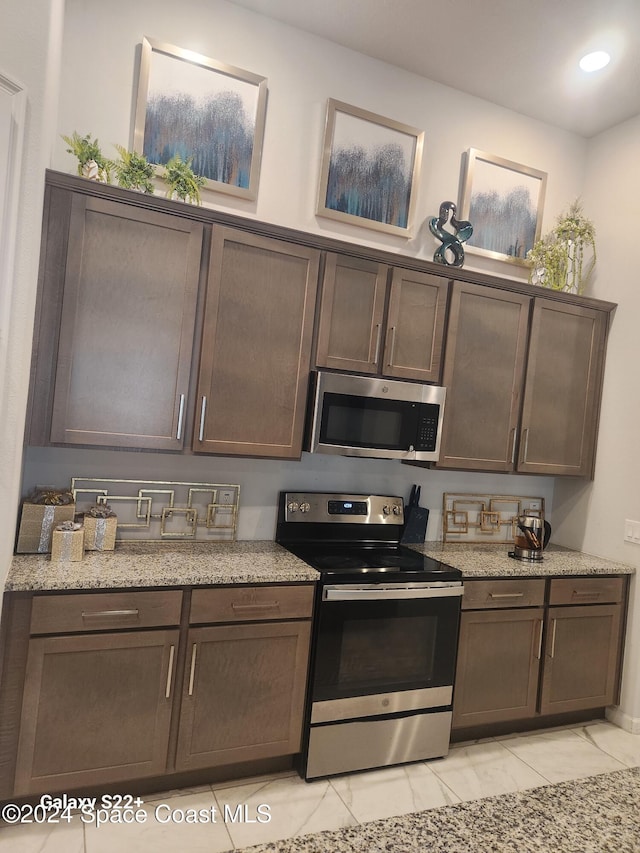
[316,253,448,383]
[517,300,607,477]
[193,227,320,459]
[49,195,202,450]
[438,281,608,477]
[438,282,531,472]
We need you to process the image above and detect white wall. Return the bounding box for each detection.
[0,0,65,590]
[553,114,640,730]
[20,0,607,546]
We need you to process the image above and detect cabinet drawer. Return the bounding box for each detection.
[30,590,183,634]
[462,579,546,610]
[549,576,624,606]
[190,585,314,624]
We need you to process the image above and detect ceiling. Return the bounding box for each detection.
[228,0,640,137]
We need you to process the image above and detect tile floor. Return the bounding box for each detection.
[2,720,639,852]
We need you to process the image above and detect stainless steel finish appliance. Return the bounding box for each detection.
[509,514,552,561]
[276,491,463,780]
[305,371,446,461]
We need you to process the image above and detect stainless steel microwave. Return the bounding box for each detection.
[305,371,446,461]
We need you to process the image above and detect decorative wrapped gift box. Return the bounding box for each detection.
[51,521,84,562]
[16,488,76,553]
[83,504,117,551]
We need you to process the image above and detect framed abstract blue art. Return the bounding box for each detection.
[317,99,424,237]
[133,37,268,200]
[459,148,547,265]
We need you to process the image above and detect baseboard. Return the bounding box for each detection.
[606,705,640,734]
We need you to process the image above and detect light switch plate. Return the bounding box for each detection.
[624,519,640,544]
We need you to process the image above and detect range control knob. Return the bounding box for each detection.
[299,502,311,513]
[287,501,299,513]
[392,505,402,516]
[382,505,391,516]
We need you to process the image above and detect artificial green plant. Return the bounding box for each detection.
[62,132,114,183]
[113,145,156,193]
[162,155,206,205]
[527,200,596,295]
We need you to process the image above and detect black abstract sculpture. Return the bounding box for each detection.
[429,201,473,267]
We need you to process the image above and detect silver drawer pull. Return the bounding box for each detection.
[231,601,280,611]
[81,609,140,619]
[188,643,198,696]
[198,396,207,442]
[176,394,185,441]
[572,590,601,597]
[165,645,175,699]
[549,619,558,658]
[489,592,525,599]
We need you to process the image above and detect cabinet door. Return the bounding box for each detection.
[316,253,388,374]
[176,621,311,771]
[438,282,530,471]
[540,604,622,715]
[194,228,319,458]
[453,608,544,729]
[50,195,202,449]
[14,629,178,795]
[518,300,607,476]
[384,269,448,382]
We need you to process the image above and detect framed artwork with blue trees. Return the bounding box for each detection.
[317,99,424,237]
[459,148,547,265]
[134,37,267,201]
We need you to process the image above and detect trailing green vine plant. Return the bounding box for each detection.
[527,200,596,295]
[113,145,156,193]
[62,132,114,183]
[163,155,206,205]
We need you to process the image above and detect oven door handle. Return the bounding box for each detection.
[323,585,464,601]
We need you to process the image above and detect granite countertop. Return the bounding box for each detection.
[5,541,318,591]
[414,541,635,578]
[5,539,634,593]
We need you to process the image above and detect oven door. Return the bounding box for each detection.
[310,581,462,724]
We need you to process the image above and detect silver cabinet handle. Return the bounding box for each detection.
[231,601,280,611]
[81,609,140,620]
[188,643,198,696]
[549,619,557,658]
[387,326,397,366]
[176,394,185,441]
[372,324,382,364]
[521,428,530,463]
[536,619,544,660]
[510,428,517,464]
[198,396,207,442]
[572,590,601,598]
[489,592,524,599]
[165,644,175,699]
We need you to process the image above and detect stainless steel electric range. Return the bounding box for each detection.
[275,491,463,780]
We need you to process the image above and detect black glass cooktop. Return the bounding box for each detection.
[282,543,461,581]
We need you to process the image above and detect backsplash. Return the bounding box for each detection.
[21,446,555,542]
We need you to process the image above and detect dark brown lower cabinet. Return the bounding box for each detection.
[452,576,627,735]
[175,620,311,771]
[539,604,622,715]
[14,629,178,795]
[453,608,544,728]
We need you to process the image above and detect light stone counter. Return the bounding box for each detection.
[413,541,635,578]
[5,540,634,593]
[5,541,318,591]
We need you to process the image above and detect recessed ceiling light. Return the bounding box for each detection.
[579,51,611,72]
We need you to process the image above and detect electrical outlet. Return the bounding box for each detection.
[624,519,640,544]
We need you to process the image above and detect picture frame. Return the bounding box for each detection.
[133,37,268,200]
[317,99,424,237]
[459,148,547,265]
